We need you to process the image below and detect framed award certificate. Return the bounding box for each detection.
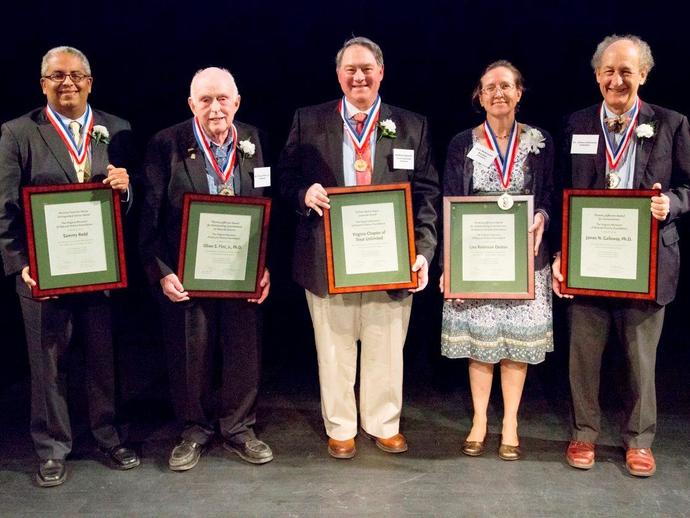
[561,188,658,299]
[22,183,127,297]
[323,183,417,294]
[443,195,535,299]
[178,194,271,298]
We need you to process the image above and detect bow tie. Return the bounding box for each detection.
[604,114,630,133]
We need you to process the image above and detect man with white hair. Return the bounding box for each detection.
[0,45,138,487]
[139,67,272,470]
[552,34,690,477]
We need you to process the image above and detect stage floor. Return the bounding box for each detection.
[1,366,689,518]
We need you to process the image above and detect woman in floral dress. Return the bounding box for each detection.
[440,60,554,460]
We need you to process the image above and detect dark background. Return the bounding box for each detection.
[1,1,688,419]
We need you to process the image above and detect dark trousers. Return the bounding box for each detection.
[567,298,664,448]
[19,282,121,460]
[159,296,261,446]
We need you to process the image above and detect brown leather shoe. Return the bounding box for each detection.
[498,440,522,461]
[327,438,356,459]
[373,433,408,453]
[626,448,656,477]
[462,425,488,457]
[566,440,595,469]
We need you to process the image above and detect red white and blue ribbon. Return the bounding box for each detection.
[483,120,519,189]
[600,98,640,171]
[192,117,238,184]
[45,104,93,166]
[339,95,381,153]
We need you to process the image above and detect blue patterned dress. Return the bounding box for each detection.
[441,129,554,364]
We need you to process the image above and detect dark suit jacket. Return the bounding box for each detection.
[139,118,268,284]
[561,102,690,305]
[442,125,555,270]
[278,100,440,297]
[0,107,134,278]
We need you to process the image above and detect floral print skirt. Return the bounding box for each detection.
[441,265,554,364]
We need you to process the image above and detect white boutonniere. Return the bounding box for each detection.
[377,119,397,140]
[635,122,655,139]
[237,138,256,159]
[91,125,110,145]
[520,127,546,155]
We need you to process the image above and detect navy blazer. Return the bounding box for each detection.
[278,100,440,297]
[561,102,690,305]
[0,107,134,277]
[442,125,555,270]
[139,118,268,285]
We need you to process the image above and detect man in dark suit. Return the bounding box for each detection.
[139,67,272,471]
[552,34,690,477]
[0,46,140,487]
[278,37,439,459]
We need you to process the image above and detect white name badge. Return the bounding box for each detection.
[253,167,271,188]
[393,148,414,170]
[571,134,599,154]
[467,143,498,168]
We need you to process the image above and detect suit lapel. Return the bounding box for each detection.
[182,123,211,194]
[372,103,392,183]
[593,106,607,188]
[327,104,347,187]
[633,101,655,187]
[36,109,78,182]
[90,112,109,178]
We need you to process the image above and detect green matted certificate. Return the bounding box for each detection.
[177,194,271,298]
[561,188,658,299]
[323,183,417,294]
[22,183,127,297]
[443,195,534,299]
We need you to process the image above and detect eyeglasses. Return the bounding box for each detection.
[481,83,516,95]
[42,72,90,83]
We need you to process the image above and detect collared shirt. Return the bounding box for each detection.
[604,101,638,189]
[342,98,378,186]
[205,136,241,195]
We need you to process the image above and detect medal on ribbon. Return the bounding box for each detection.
[483,120,519,210]
[339,96,381,173]
[45,104,94,167]
[600,98,640,173]
[192,117,238,187]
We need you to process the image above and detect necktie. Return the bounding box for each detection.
[214,145,234,195]
[69,121,90,182]
[351,113,372,185]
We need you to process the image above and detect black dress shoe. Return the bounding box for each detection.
[169,439,203,471]
[223,438,273,465]
[102,445,141,470]
[35,459,66,488]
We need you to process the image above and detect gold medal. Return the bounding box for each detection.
[354,158,368,172]
[219,187,233,196]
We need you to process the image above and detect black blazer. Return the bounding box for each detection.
[561,102,690,305]
[278,100,440,297]
[0,107,134,277]
[139,118,268,285]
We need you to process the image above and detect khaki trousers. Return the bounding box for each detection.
[305,290,412,440]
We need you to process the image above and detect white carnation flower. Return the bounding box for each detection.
[238,138,256,158]
[521,127,546,155]
[635,123,655,139]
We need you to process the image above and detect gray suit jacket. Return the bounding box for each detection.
[562,102,690,305]
[0,107,134,278]
[278,100,440,297]
[139,118,268,285]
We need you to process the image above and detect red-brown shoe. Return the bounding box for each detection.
[327,438,356,459]
[566,440,595,469]
[373,433,408,453]
[626,448,656,477]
